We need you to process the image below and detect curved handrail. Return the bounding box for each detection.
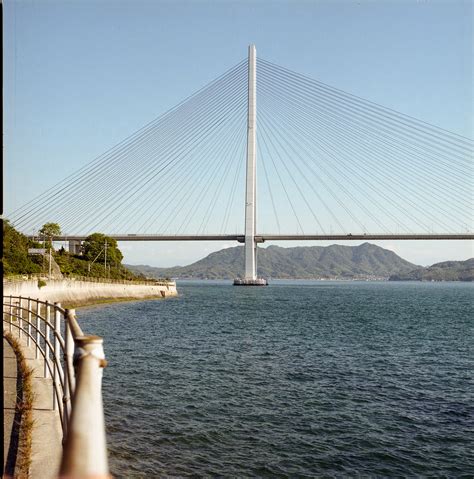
[2,295,109,477]
[6,321,66,430]
[6,295,67,314]
[7,308,66,350]
[65,309,84,339]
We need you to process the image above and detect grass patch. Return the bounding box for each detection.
[63,294,170,310]
[4,332,35,478]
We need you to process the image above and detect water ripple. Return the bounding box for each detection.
[79,281,474,477]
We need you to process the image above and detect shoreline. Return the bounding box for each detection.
[3,278,178,308]
[174,278,473,283]
[66,294,176,310]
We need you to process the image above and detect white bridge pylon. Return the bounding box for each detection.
[236,44,268,286]
[244,44,258,282]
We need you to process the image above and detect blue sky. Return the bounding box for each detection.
[4,0,473,266]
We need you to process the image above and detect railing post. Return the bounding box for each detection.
[63,316,74,436]
[65,315,76,394]
[27,298,32,347]
[60,335,109,478]
[36,301,41,359]
[53,303,63,412]
[44,301,50,378]
[9,295,13,333]
[19,298,23,340]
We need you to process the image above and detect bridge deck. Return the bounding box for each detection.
[44,234,474,242]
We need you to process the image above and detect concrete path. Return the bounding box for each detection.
[4,338,20,477]
[3,332,62,479]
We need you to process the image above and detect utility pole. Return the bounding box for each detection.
[41,231,46,275]
[49,247,52,279]
[89,245,106,276]
[104,241,108,278]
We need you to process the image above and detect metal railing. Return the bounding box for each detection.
[3,295,109,478]
[64,275,173,287]
[4,273,174,287]
[3,273,50,283]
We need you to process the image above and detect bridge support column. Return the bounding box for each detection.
[69,240,83,255]
[234,44,267,286]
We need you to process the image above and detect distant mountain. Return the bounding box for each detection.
[389,259,474,282]
[126,243,418,280]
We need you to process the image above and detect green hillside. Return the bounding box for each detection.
[126,243,418,280]
[3,221,146,281]
[389,259,474,282]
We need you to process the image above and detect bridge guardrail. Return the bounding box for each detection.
[3,295,109,478]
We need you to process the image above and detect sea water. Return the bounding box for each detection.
[79,281,473,477]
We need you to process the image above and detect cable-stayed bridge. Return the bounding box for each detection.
[9,45,474,284]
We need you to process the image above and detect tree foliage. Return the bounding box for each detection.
[2,220,42,275]
[39,222,61,238]
[2,221,142,280]
[39,222,61,249]
[82,233,123,266]
[54,253,142,280]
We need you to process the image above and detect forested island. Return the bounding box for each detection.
[388,259,474,282]
[127,243,473,282]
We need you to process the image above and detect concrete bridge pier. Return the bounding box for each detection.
[68,240,83,255]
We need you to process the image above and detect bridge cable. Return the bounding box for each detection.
[258,65,472,232]
[20,62,246,235]
[259,58,474,149]
[258,75,471,231]
[44,66,247,233]
[10,59,247,220]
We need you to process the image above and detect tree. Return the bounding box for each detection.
[2,220,41,275]
[82,233,123,267]
[39,222,61,249]
[39,222,61,237]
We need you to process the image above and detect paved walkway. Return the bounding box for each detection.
[4,338,20,477]
[3,332,62,478]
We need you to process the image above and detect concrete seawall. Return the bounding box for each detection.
[4,279,177,305]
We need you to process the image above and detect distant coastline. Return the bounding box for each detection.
[388,259,474,282]
[126,244,473,282]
